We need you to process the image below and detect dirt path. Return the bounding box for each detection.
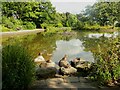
[1,29,45,38]
[29,76,119,90]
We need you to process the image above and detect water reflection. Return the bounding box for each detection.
[52,39,94,63]
[88,31,119,38]
[2,31,119,63]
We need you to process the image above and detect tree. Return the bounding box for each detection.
[83,2,120,26]
[2,1,57,28]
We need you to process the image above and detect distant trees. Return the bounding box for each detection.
[1,1,120,31]
[2,1,56,28]
[81,2,120,26]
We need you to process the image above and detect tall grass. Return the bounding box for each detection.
[2,44,35,90]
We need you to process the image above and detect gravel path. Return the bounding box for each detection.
[1,29,45,38]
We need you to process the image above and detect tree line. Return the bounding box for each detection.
[1,1,120,32]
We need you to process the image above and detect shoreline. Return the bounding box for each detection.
[0,29,45,38]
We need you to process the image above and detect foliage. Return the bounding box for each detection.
[2,44,35,90]
[22,21,36,30]
[115,22,120,27]
[42,27,72,35]
[83,23,100,31]
[76,2,120,30]
[93,37,120,85]
[74,21,84,30]
[2,25,14,32]
[56,22,63,27]
[83,2,120,26]
[1,1,120,32]
[2,16,23,31]
[2,1,57,28]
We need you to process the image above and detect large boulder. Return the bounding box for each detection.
[76,61,91,69]
[76,61,92,77]
[36,67,57,80]
[59,67,77,75]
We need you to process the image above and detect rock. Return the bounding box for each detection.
[39,62,47,68]
[76,61,93,77]
[34,55,45,63]
[76,61,92,69]
[59,67,77,75]
[36,67,57,80]
[107,82,115,87]
[46,61,56,68]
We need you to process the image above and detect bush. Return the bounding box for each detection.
[41,22,55,29]
[23,22,36,30]
[2,16,23,31]
[75,21,84,30]
[2,16,36,31]
[2,25,14,32]
[115,22,120,27]
[83,23,100,30]
[93,38,120,85]
[2,44,35,90]
[56,22,63,27]
[4,20,14,29]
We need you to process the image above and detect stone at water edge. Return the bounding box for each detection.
[36,67,57,79]
[59,67,77,75]
[76,61,92,69]
[46,62,56,68]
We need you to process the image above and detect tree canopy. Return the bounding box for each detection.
[1,1,120,31]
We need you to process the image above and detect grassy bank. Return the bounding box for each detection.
[41,27,72,36]
[74,24,120,32]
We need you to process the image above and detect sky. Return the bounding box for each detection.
[50,0,97,14]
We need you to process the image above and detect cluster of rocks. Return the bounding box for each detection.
[34,53,94,80]
[32,54,120,89]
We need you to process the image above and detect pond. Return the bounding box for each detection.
[2,30,119,63]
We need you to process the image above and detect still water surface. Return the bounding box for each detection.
[2,31,119,63]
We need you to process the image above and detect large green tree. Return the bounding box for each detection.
[2,1,57,28]
[83,2,120,26]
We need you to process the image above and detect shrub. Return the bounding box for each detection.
[41,22,48,29]
[2,16,23,31]
[83,23,100,30]
[2,44,35,90]
[115,22,120,27]
[4,21,14,29]
[56,22,63,27]
[41,22,55,29]
[93,38,120,85]
[2,25,14,32]
[75,21,84,30]
[23,22,36,30]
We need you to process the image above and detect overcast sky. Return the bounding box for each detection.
[50,0,96,14]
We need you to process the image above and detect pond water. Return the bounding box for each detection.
[2,30,119,63]
[52,39,94,62]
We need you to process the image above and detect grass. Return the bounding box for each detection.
[2,44,35,90]
[41,27,72,36]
